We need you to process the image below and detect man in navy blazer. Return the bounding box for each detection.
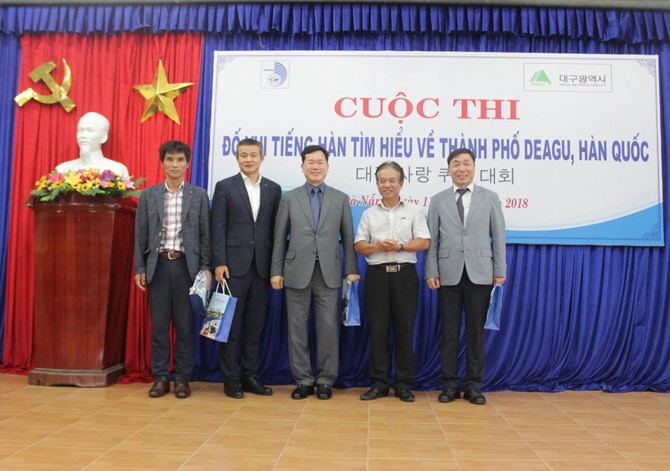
[271,145,359,400]
[134,140,211,399]
[425,148,506,405]
[211,138,281,399]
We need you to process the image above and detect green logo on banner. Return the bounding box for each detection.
[531,70,551,85]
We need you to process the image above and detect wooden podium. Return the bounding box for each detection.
[29,194,136,387]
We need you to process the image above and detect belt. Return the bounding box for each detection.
[369,263,414,273]
[159,250,185,260]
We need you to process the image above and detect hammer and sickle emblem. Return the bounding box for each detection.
[14,59,76,112]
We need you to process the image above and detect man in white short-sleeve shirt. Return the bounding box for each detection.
[355,162,430,403]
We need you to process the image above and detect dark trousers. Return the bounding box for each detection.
[147,257,193,379]
[438,268,492,391]
[218,262,269,383]
[364,264,419,390]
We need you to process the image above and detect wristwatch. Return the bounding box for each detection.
[397,243,405,253]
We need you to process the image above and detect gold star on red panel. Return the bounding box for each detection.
[133,60,193,124]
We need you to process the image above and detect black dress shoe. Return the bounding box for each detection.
[438,387,460,403]
[360,387,389,401]
[291,384,314,400]
[394,388,415,403]
[316,384,333,400]
[224,382,244,399]
[174,377,191,399]
[464,389,486,405]
[148,376,170,398]
[241,377,273,396]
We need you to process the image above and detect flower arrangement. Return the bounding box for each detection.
[29,168,145,203]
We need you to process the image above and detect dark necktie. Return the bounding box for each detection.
[310,188,321,227]
[456,188,468,223]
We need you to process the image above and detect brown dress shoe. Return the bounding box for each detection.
[174,377,191,399]
[148,377,170,398]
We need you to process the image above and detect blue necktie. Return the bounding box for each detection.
[310,188,321,227]
[456,188,468,223]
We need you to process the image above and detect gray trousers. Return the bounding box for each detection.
[285,261,340,387]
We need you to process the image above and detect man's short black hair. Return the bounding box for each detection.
[300,144,329,163]
[237,138,264,156]
[375,161,405,184]
[447,148,476,165]
[159,140,191,163]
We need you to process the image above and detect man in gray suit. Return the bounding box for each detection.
[134,140,211,399]
[271,144,359,400]
[425,148,506,405]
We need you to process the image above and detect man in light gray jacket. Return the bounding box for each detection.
[271,144,359,400]
[425,148,506,405]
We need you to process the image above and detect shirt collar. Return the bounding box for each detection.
[164,180,185,194]
[305,181,325,193]
[378,199,404,211]
[241,172,262,186]
[453,182,474,194]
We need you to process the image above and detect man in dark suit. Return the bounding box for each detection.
[270,144,359,400]
[211,138,281,399]
[425,148,506,405]
[134,140,211,399]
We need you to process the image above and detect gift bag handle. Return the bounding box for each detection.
[217,279,233,296]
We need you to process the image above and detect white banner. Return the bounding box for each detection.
[208,51,663,246]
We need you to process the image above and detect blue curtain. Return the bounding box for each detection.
[0,33,20,363]
[0,5,668,41]
[2,4,669,391]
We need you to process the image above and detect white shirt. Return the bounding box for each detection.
[242,173,262,221]
[355,200,431,265]
[454,182,475,224]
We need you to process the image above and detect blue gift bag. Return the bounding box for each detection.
[200,281,237,342]
[341,279,361,326]
[485,284,503,331]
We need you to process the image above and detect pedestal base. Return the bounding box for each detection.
[28,364,125,387]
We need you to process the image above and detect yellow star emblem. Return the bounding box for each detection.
[133,60,193,124]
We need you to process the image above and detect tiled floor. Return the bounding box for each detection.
[1,372,669,470]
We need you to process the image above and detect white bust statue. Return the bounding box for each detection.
[55,112,130,177]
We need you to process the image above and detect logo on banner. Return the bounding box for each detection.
[261,61,289,88]
[530,69,551,86]
[524,63,612,92]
